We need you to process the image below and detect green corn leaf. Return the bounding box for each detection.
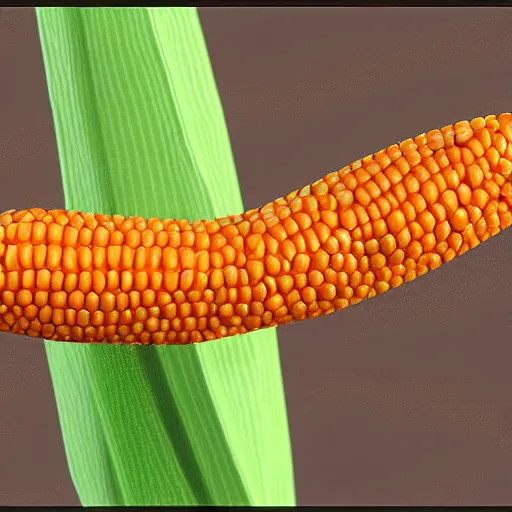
[36,7,295,506]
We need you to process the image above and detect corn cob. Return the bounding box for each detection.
[1,113,511,345]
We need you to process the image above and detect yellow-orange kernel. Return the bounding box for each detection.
[387,210,406,234]
[339,209,357,230]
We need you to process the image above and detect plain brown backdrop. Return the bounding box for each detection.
[1,6,512,506]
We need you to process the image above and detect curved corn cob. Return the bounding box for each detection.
[1,113,512,345]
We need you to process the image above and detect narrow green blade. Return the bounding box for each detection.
[36,7,295,506]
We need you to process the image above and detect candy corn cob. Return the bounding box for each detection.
[1,114,511,344]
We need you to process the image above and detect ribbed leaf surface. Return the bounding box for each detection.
[36,7,295,506]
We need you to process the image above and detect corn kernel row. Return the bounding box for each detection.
[1,113,511,344]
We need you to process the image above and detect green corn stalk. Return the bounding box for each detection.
[36,7,295,506]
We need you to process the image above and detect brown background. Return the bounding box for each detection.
[1,6,512,506]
